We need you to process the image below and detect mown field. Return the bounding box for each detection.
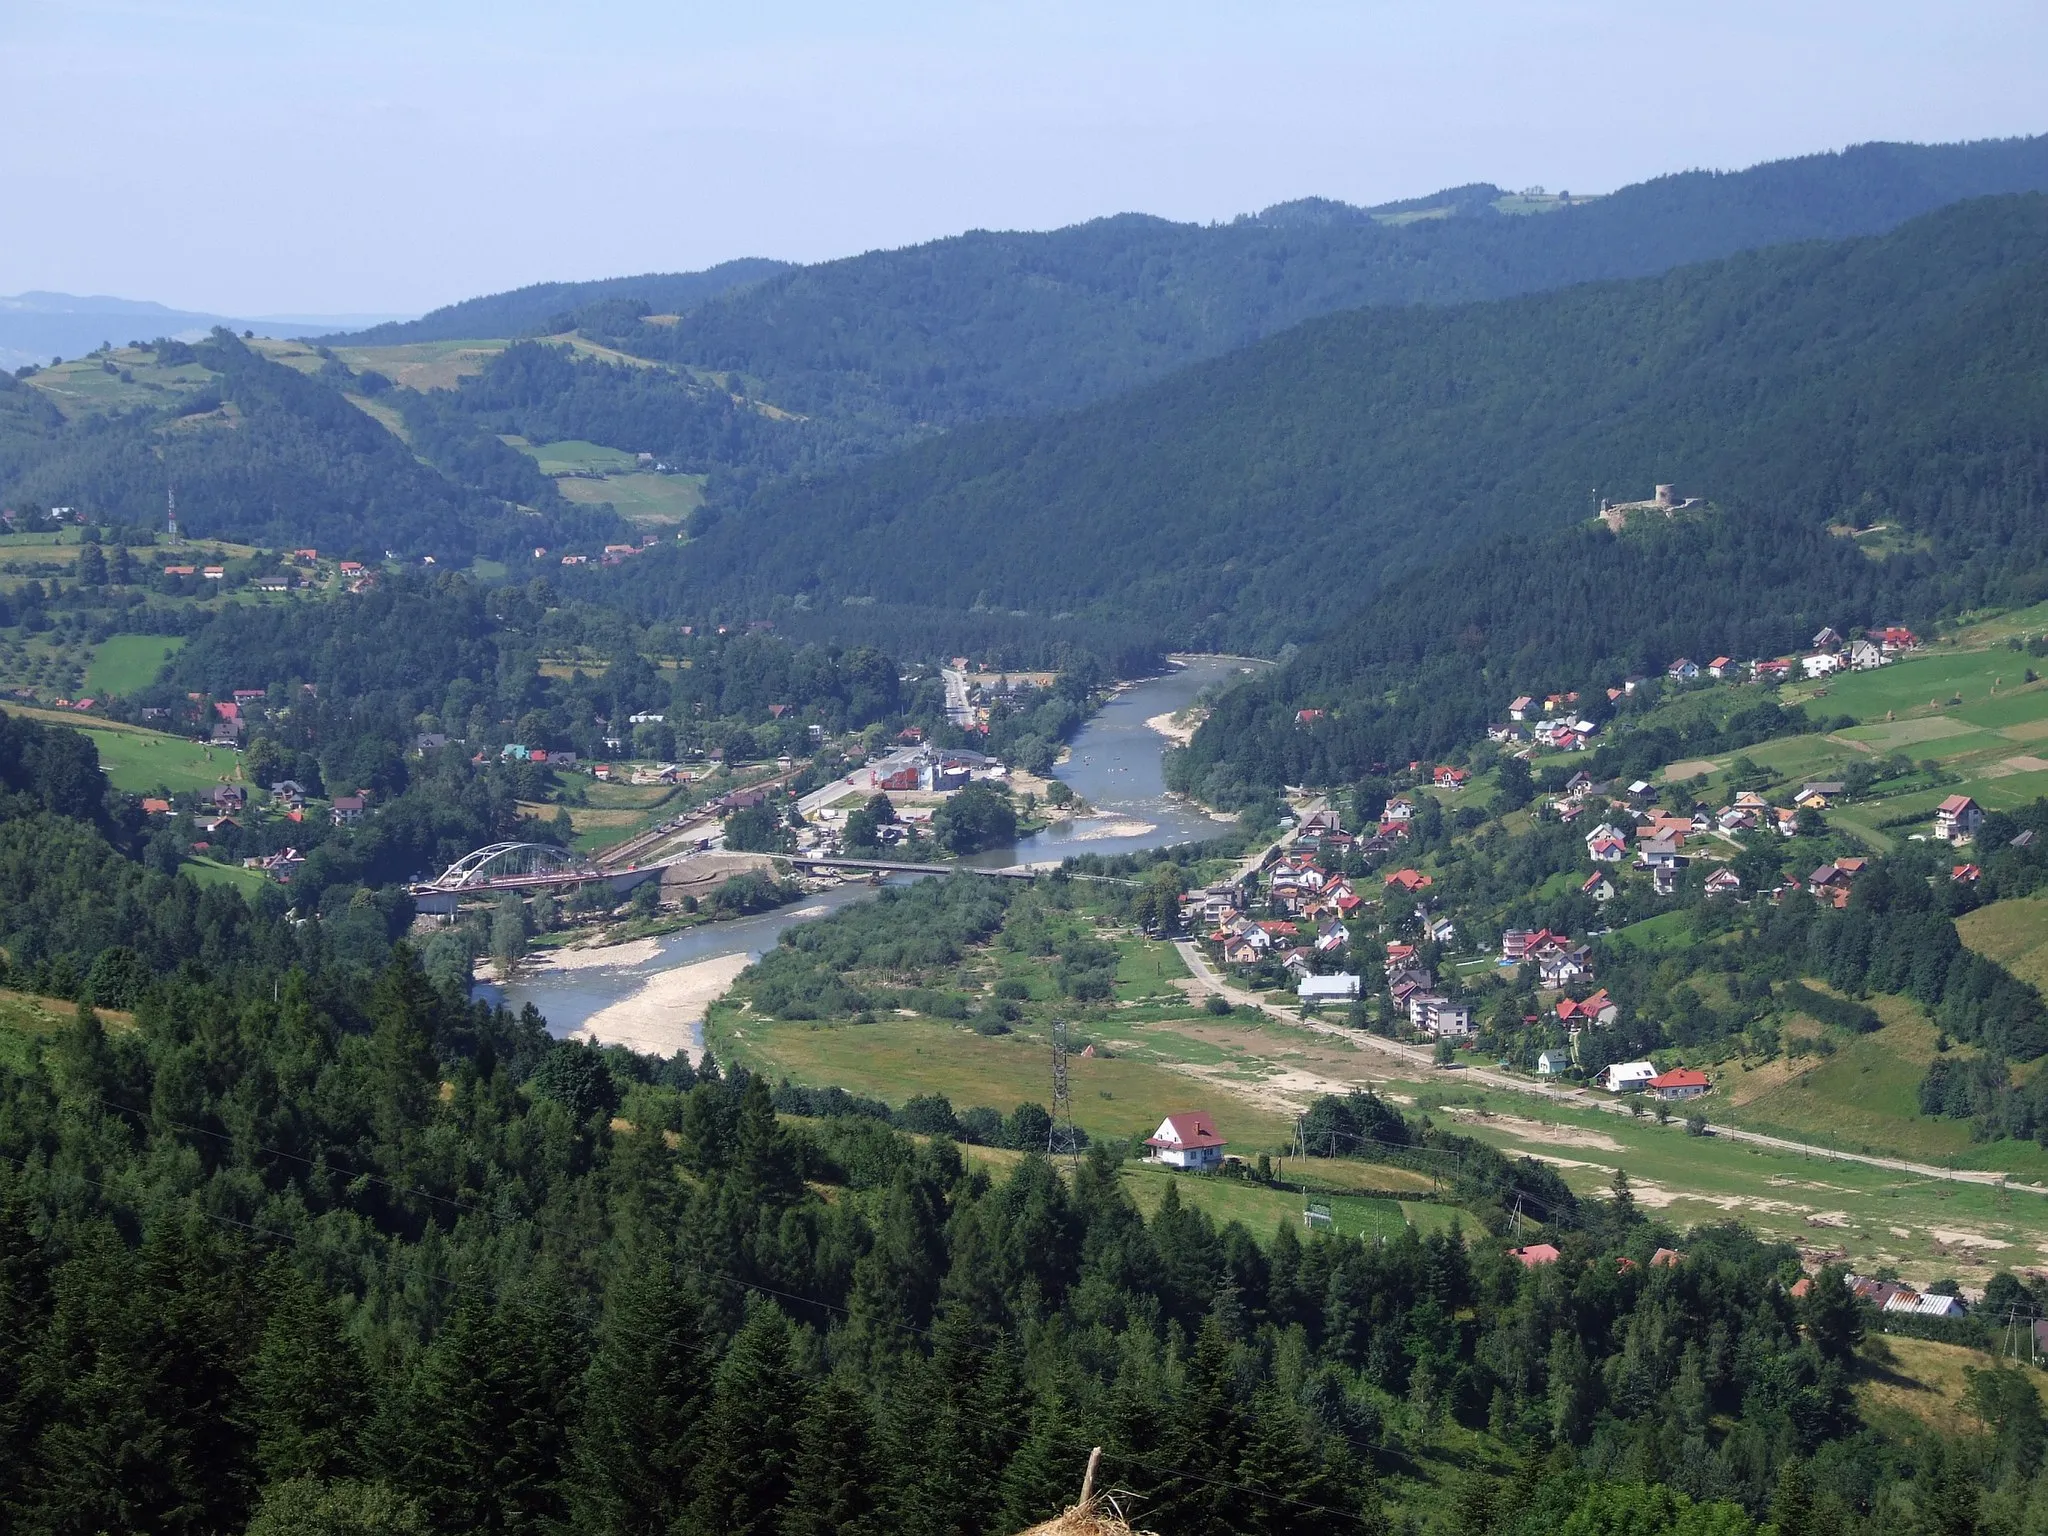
[0,704,239,794]
[84,634,184,696]
[1959,896,2048,994]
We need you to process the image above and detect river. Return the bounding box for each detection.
[485,654,1258,1051]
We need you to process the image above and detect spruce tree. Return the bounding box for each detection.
[249,1258,372,1483]
[570,1257,710,1534]
[780,1372,881,1536]
[682,1301,807,1536]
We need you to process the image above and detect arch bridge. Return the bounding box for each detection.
[411,842,666,906]
[423,841,597,891]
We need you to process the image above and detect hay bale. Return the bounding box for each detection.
[1016,1501,1155,1536]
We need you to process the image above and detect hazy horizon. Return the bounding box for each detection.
[5,0,2045,316]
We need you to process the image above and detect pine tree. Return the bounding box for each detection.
[0,1179,51,1524]
[997,1387,1091,1533]
[1769,1459,1815,1536]
[781,1373,881,1536]
[1154,1318,1250,1536]
[682,1301,807,1536]
[249,1259,372,1483]
[570,1257,710,1535]
[369,947,442,1149]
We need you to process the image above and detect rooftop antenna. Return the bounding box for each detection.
[1047,1017,1079,1162]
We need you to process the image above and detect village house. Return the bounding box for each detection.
[1382,796,1417,823]
[1557,989,1619,1027]
[1751,658,1793,681]
[1877,626,1920,653]
[1934,795,1984,844]
[1510,1243,1562,1267]
[1538,945,1592,988]
[1412,995,1474,1036]
[1707,657,1736,679]
[1384,868,1433,893]
[1847,638,1887,670]
[1433,765,1471,791]
[1601,1060,1658,1093]
[1704,868,1742,897]
[1509,695,1534,721]
[330,794,367,827]
[1581,871,1615,903]
[1801,652,1842,679]
[1646,1067,1710,1101]
[1812,626,1844,650]
[1667,658,1700,682]
[1536,1051,1565,1076]
[1794,781,1845,809]
[1144,1112,1227,1171]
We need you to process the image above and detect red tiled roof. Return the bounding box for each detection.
[1647,1068,1708,1090]
[1146,1112,1226,1151]
[1510,1243,1561,1267]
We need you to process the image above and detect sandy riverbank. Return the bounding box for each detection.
[1066,816,1158,841]
[571,952,754,1060]
[1145,710,1202,746]
[473,936,664,984]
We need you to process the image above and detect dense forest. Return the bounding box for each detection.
[647,193,2048,654]
[570,135,2048,442]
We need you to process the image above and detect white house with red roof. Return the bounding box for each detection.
[1934,795,1984,844]
[1145,1112,1227,1171]
[1646,1067,1710,1101]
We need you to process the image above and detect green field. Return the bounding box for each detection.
[1116,1163,1452,1242]
[1411,1075,2048,1289]
[1,706,241,795]
[25,347,223,418]
[1958,896,2048,993]
[1712,996,2048,1170]
[84,634,183,696]
[710,1009,1302,1151]
[555,470,703,524]
[183,856,272,896]
[510,438,639,474]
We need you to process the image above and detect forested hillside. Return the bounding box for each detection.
[641,193,2048,654]
[583,135,2048,442]
[330,257,790,345]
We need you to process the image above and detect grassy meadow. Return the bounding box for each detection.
[84,634,183,696]
[1,704,240,795]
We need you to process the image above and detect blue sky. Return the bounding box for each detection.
[3,0,2043,315]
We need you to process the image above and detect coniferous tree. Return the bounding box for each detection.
[781,1372,882,1536]
[569,1256,711,1534]
[682,1301,807,1536]
[249,1259,373,1484]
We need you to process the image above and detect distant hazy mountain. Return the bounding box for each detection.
[0,292,412,372]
